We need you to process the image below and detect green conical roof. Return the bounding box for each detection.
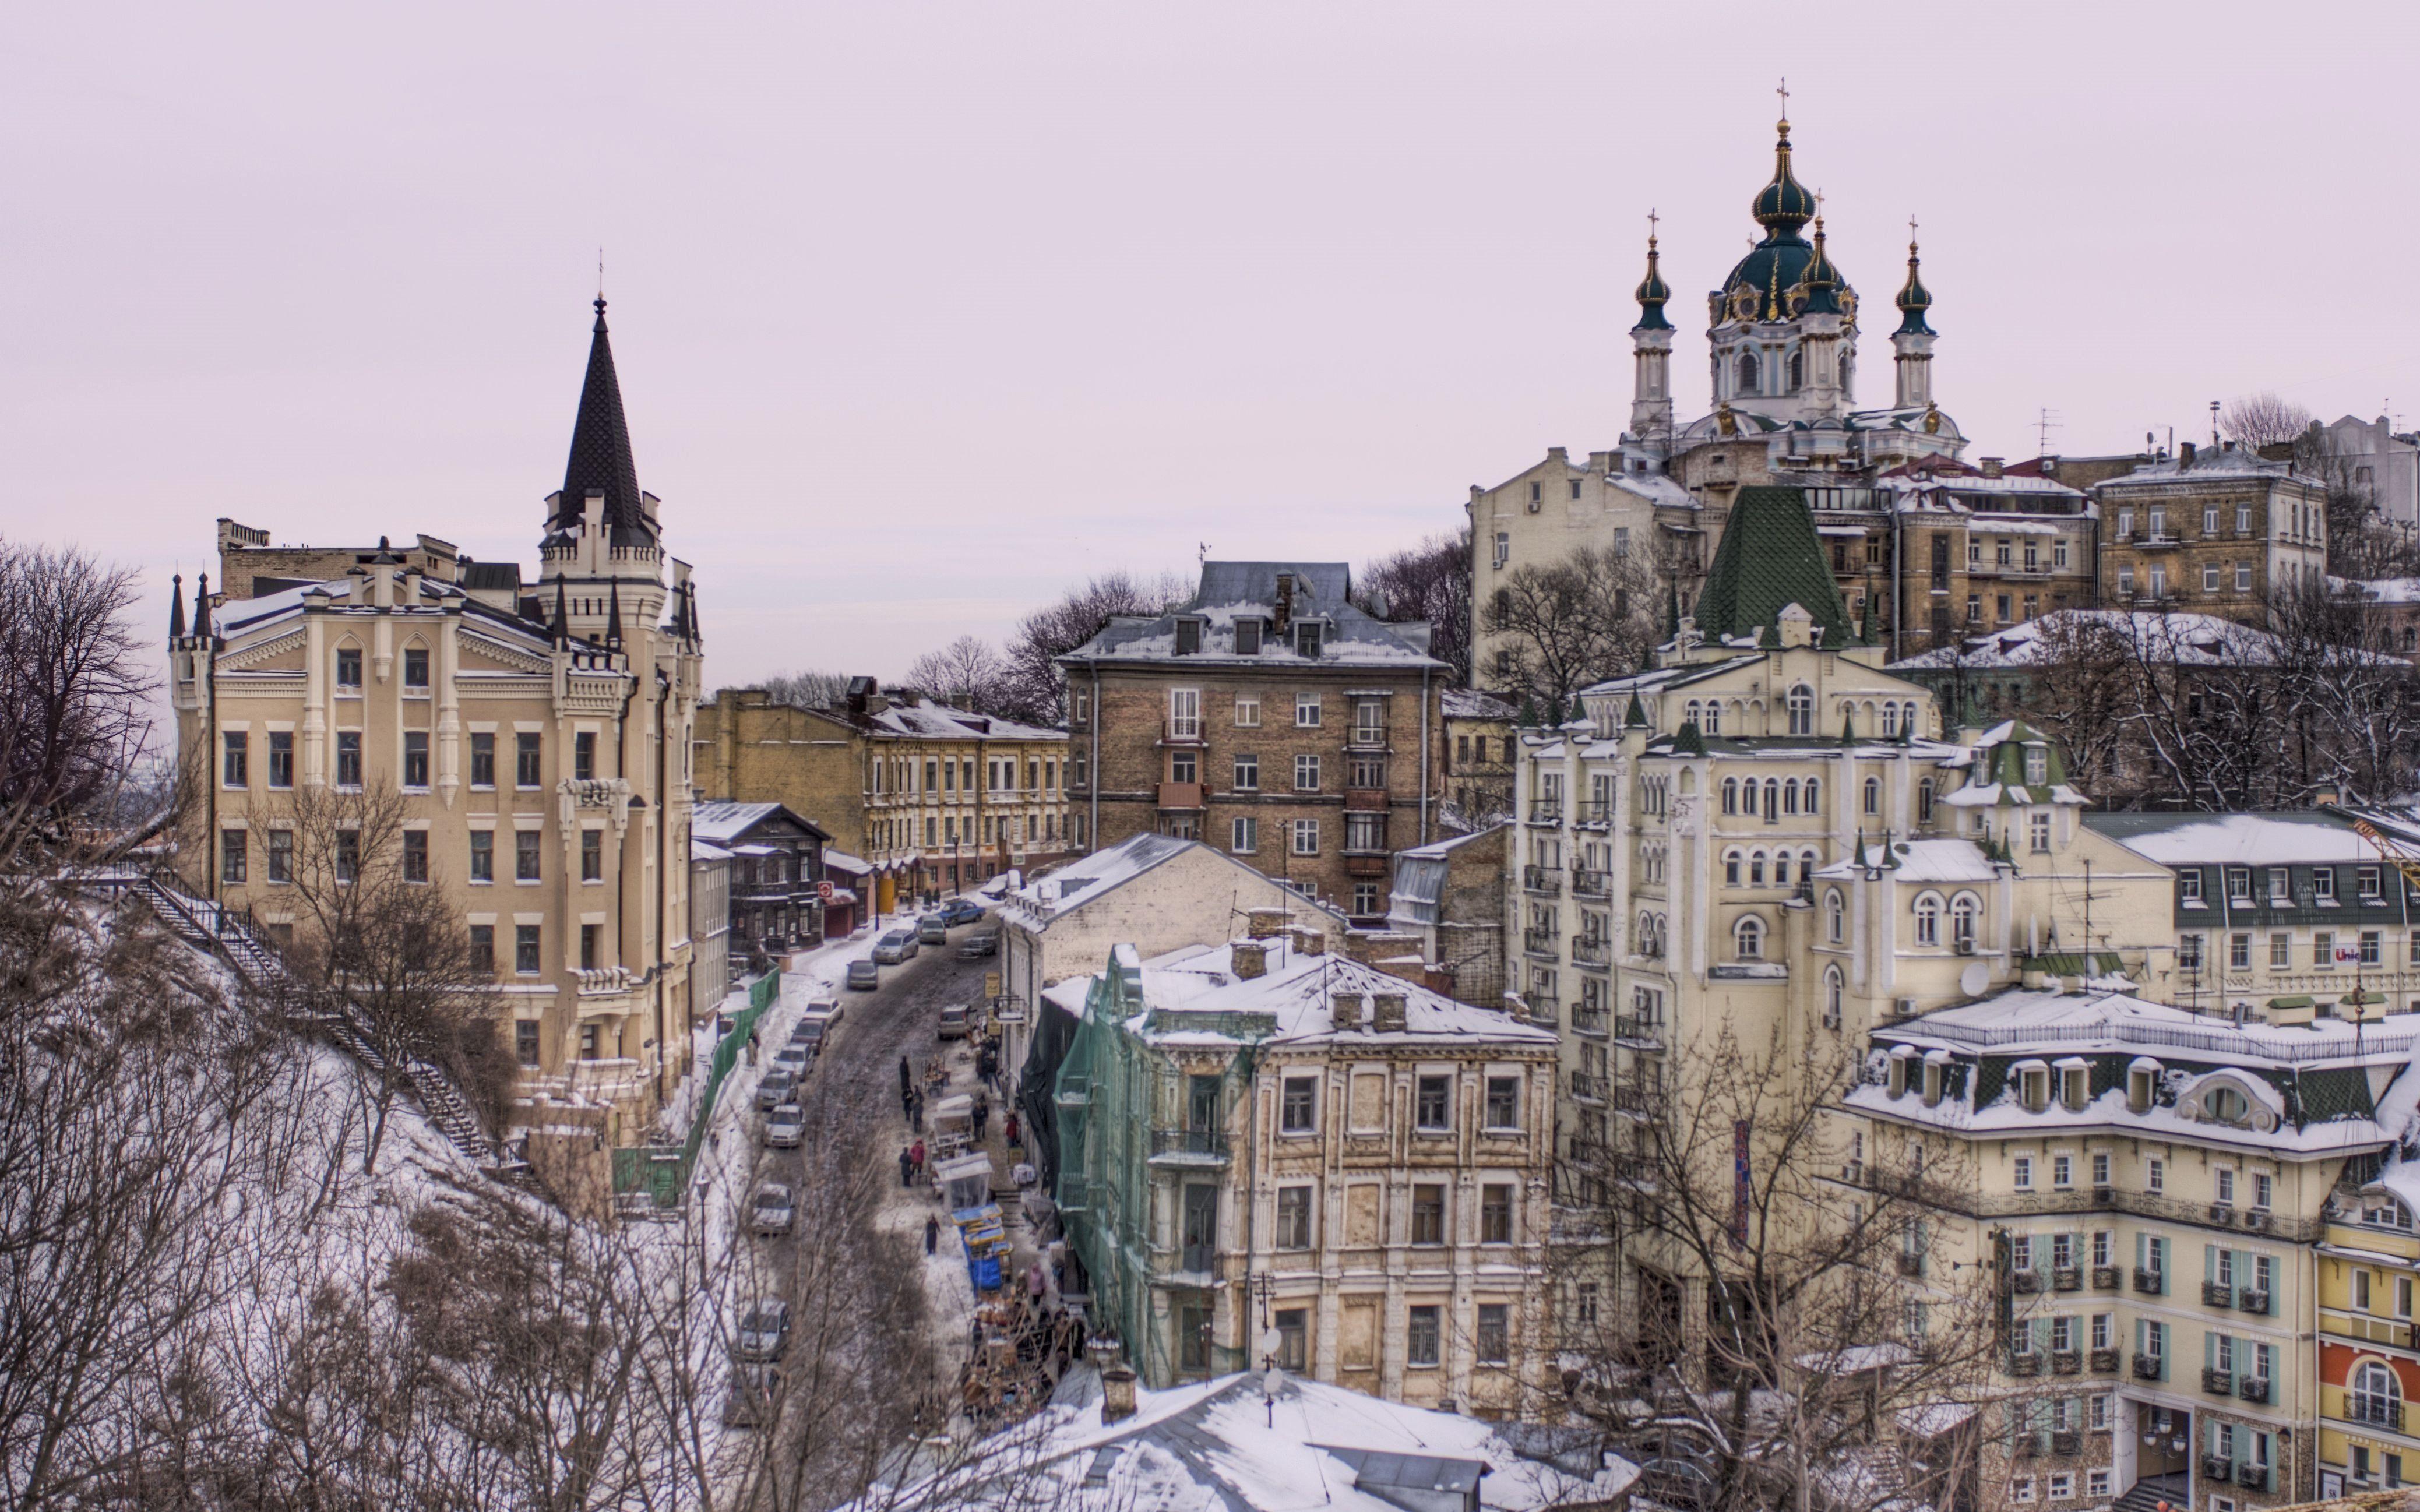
[1693,485,1852,646]
[1624,693,1648,728]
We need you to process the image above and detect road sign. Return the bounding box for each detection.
[985,971,1001,998]
[818,880,834,903]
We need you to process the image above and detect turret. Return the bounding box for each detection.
[1629,220,1675,440]
[1893,221,1936,410]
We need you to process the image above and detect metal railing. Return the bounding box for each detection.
[1523,929,1559,956]
[1522,866,1563,895]
[2346,1394,2406,1430]
[1889,1015,2420,1064]
[1571,868,1611,897]
[1572,937,1610,968]
[1149,1127,1231,1160]
[1570,1007,1609,1037]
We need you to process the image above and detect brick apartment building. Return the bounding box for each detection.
[1058,562,1449,925]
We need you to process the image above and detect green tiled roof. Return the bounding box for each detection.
[1693,486,1853,646]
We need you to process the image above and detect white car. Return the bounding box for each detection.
[751,1182,796,1238]
[764,1104,805,1149]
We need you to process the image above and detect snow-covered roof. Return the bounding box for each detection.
[999,834,1347,933]
[1108,939,1555,1051]
[876,1369,1635,1512]
[2095,447,2297,488]
[691,799,829,845]
[1879,986,2420,1069]
[1813,838,1997,884]
[819,848,872,875]
[853,699,1063,742]
[1059,561,1447,671]
[2084,810,2375,866]
[1442,686,1517,720]
[2337,575,2420,606]
[691,838,733,864]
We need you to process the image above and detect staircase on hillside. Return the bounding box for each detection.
[130,875,543,1195]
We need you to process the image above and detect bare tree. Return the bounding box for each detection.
[1480,544,1661,716]
[2218,392,2313,454]
[761,669,854,712]
[1000,569,1189,726]
[906,635,1015,717]
[1356,527,1473,684]
[1551,1025,1999,1512]
[277,781,510,1170]
[0,541,153,871]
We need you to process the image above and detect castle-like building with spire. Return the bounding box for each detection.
[1468,104,2054,681]
[168,299,707,1192]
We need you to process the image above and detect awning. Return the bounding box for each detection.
[824,887,858,905]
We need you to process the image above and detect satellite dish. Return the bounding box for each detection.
[1260,1327,1283,1360]
[1959,963,1990,998]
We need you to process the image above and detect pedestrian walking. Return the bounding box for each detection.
[911,1091,924,1134]
[899,1144,914,1187]
[973,1102,988,1141]
[899,1055,911,1096]
[925,1215,940,1255]
[1003,1112,1019,1147]
[911,1137,926,1176]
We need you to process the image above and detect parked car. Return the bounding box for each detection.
[754,1070,797,1111]
[751,1181,796,1238]
[937,1002,969,1041]
[791,1020,830,1057]
[918,915,950,945]
[806,992,843,1024]
[873,930,920,964]
[723,1362,784,1428]
[939,899,985,927]
[846,960,881,991]
[956,931,998,960]
[733,1299,791,1361]
[798,1008,840,1044]
[764,1104,805,1149]
[770,1044,810,1076]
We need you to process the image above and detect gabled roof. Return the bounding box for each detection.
[1691,486,1852,645]
[1002,834,1345,932]
[554,299,654,542]
[691,799,830,845]
[1059,561,1445,671]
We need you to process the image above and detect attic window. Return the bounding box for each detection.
[2024,746,2047,785]
[1921,1059,1944,1106]
[2019,1065,2049,1113]
[2061,1065,2088,1110]
[1297,622,1323,659]
[2127,1061,2160,1114]
[1235,618,1262,655]
[1174,618,1201,655]
[2362,1197,2414,1231]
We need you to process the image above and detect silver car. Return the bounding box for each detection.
[872,930,918,964]
[734,1298,791,1361]
[764,1104,805,1149]
[754,1070,797,1111]
[751,1182,796,1238]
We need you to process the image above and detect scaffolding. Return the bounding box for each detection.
[1051,950,1259,1386]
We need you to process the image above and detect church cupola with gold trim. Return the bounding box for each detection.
[1704,98,1860,431]
[1892,223,1938,410]
[1629,218,1675,440]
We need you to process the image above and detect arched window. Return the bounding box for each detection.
[1823,965,1844,1028]
[1951,894,1979,950]
[1881,702,1900,738]
[1802,848,1820,883]
[1764,779,1780,822]
[1825,889,1845,943]
[1902,702,1921,739]
[1805,777,1821,812]
[1788,348,1805,393]
[1787,683,1815,735]
[1724,850,1743,886]
[1915,894,1942,947]
[1749,851,1767,887]
[1863,777,1882,816]
[2356,1361,2403,1416]
[1735,916,1765,960]
[1721,778,1739,815]
[1637,912,1654,954]
[1783,778,1800,816]
[1685,700,1702,728]
[1737,351,1760,395]
[1703,702,1721,735]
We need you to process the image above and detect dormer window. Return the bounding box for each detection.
[2061,1065,2088,1111]
[1887,1051,1912,1098]
[2180,870,2204,905]
[1297,622,1323,660]
[1235,618,1263,655]
[1922,1057,1945,1106]
[2023,746,2047,785]
[1174,618,1202,655]
[2127,1059,2161,1114]
[2019,1063,2049,1112]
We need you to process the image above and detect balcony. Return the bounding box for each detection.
[2012,1269,2042,1295]
[1522,865,1563,896]
[1571,868,1611,898]
[2091,1265,2121,1289]
[2007,1351,2042,1378]
[1526,802,1562,827]
[1572,801,1615,828]
[2051,1429,2081,1457]
[1344,727,1389,753]
[1160,718,1204,747]
[1572,937,1610,968]
[2137,534,2184,552]
[2052,1267,2081,1292]
[2132,1267,2164,1295]
[2202,1368,2235,1397]
[2239,1374,2271,1405]
[1155,781,1206,811]
[1521,995,1559,1025]
[2051,1351,2081,1376]
[1612,1083,1658,1115]
[2346,1394,2405,1432]
[1343,852,1390,879]
[1570,1007,1609,1038]
[2203,1281,2235,1308]
[1343,787,1389,812]
[1522,929,1560,957]
[2089,1347,2121,1373]
[1896,1251,1925,1278]
[2132,1354,2164,1381]
[1570,1072,1605,1106]
[1148,1127,1231,1164]
[1614,1014,1664,1048]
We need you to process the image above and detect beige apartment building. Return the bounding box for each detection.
[168,299,704,1152]
[2096,444,2330,616]
[1058,561,1449,926]
[694,680,1072,913]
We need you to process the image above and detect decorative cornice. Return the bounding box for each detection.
[216,630,305,672]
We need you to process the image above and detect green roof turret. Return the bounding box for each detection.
[1692,485,1852,646]
[1624,692,1648,729]
[1895,224,1935,336]
[1633,227,1672,332]
[1752,117,1817,234]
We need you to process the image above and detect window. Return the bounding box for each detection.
[1787,684,1813,735]
[222,731,248,786]
[515,924,540,975]
[579,924,600,971]
[2053,1154,2073,1189]
[220,829,247,883]
[1415,1075,1451,1131]
[403,732,429,790]
[1294,754,1320,791]
[1276,1186,1312,1248]
[2317,868,2338,903]
[1168,688,1201,739]
[2181,934,2204,970]
[2093,1154,2110,1188]
[2088,1472,2110,1499]
[1407,1305,1441,1366]
[2270,932,2291,968]
[469,732,494,788]
[1475,1302,1510,1365]
[2014,1157,2034,1190]
[2118,565,2135,595]
[257,827,290,884]
[2227,932,2250,969]
[1295,692,1321,727]
[1721,778,1738,815]
[516,830,541,882]
[1234,695,1260,728]
[2204,563,2221,592]
[1492,531,1509,569]
[463,924,495,975]
[1231,816,1258,854]
[2148,1158,2165,1193]
[1233,619,1261,656]
[1344,812,1384,854]
[516,732,542,787]
[2365,931,2384,966]
[1274,1308,1307,1371]
[1411,1184,1445,1244]
[1481,1183,1513,1243]
[1281,1076,1316,1133]
[581,829,603,882]
[1485,1075,1520,1129]
[1173,618,1200,655]
[1915,896,1940,946]
[2010,1479,2034,1504]
[334,829,359,883]
[2316,931,2336,967]
[468,830,493,882]
[1352,699,1385,744]
[1825,890,1844,943]
[2270,866,2291,902]
[1863,777,1881,816]
[335,731,362,788]
[1291,819,1318,856]
[573,731,596,781]
[1735,916,1764,959]
[403,646,429,688]
[402,830,428,883]
[2236,562,2253,591]
[2227,866,2251,900]
[512,1017,538,1066]
[336,646,362,688]
[1169,749,1197,784]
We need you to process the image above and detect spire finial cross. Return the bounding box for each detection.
[1647,207,1659,246]
[1777,77,1790,122]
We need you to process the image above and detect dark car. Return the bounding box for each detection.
[846,960,881,991]
[940,899,985,927]
[723,1362,784,1428]
[733,1299,791,1362]
[956,931,998,960]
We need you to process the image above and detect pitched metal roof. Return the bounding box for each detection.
[1692,485,1852,645]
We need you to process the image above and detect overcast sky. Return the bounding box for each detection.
[8,2,2417,695]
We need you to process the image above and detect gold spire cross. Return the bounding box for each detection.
[1647,207,1659,245]
[1777,78,1789,121]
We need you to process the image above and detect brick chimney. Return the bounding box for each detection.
[1101,1364,1138,1423]
[1231,940,1269,980]
[1980,457,2004,478]
[1246,908,1290,940]
[1291,926,1326,957]
[1372,993,1408,1032]
[1330,992,1364,1031]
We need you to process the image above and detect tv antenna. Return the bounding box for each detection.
[2035,408,2063,458]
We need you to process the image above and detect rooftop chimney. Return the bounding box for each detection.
[1101,1365,1139,1424]
[1246,908,1290,940]
[1330,992,1364,1031]
[1274,573,1295,635]
[2179,440,2198,468]
[1980,457,2004,478]
[1372,993,1408,1032]
[1232,940,1268,980]
[1291,926,1326,957]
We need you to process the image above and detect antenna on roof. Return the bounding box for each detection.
[1199,541,1213,565]
[2035,408,2062,459]
[597,246,605,301]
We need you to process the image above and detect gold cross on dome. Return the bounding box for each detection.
[1647,207,1659,245]
[1777,78,1790,120]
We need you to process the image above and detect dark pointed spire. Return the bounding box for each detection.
[169,574,186,640]
[1623,692,1648,729]
[552,580,569,646]
[684,582,702,647]
[606,578,624,651]
[193,574,212,642]
[554,298,651,542]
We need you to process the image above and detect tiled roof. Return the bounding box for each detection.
[554,299,653,542]
[1690,486,1852,645]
